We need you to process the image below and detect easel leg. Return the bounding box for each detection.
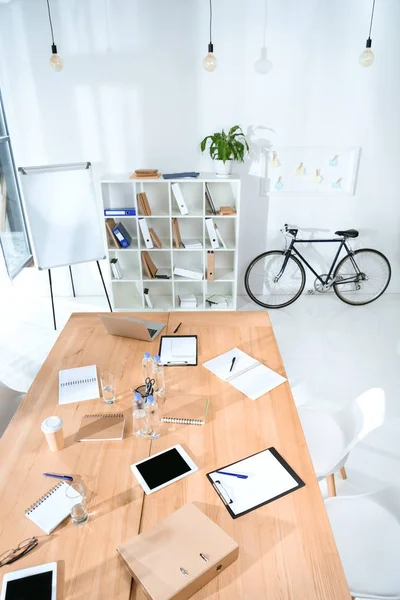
[48,269,57,330]
[96,260,112,312]
[69,265,76,297]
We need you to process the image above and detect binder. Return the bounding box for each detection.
[171,183,189,215]
[139,218,154,249]
[171,218,182,248]
[142,251,157,278]
[149,227,162,248]
[214,223,227,249]
[110,258,122,279]
[104,208,136,216]
[206,250,215,280]
[143,287,154,309]
[112,222,132,248]
[141,253,153,279]
[137,192,152,216]
[205,218,219,249]
[173,267,203,280]
[105,218,119,248]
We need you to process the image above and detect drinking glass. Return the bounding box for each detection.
[65,483,88,526]
[101,370,115,404]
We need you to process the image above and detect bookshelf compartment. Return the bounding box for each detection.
[141,250,172,281]
[138,217,171,250]
[205,281,234,310]
[205,217,236,251]
[137,182,170,216]
[143,281,173,311]
[205,181,239,215]
[173,218,204,250]
[102,182,135,210]
[212,251,235,282]
[173,250,204,281]
[175,281,204,310]
[109,250,140,281]
[171,182,204,217]
[112,282,143,310]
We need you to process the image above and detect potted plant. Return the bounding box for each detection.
[200,125,249,177]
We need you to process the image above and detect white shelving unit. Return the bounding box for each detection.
[101,173,240,311]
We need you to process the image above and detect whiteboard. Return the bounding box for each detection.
[19,163,105,269]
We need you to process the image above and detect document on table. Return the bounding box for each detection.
[59,364,100,404]
[207,447,305,518]
[202,347,286,400]
[159,336,198,366]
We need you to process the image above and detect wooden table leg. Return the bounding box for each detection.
[327,474,337,497]
[340,466,347,480]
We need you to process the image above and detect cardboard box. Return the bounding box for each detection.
[117,503,239,600]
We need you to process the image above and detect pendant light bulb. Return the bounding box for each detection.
[254,47,272,75]
[359,38,374,67]
[49,44,63,72]
[203,43,217,72]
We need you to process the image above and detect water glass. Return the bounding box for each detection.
[66,483,88,526]
[101,370,115,404]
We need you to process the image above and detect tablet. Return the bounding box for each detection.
[131,445,198,494]
[1,562,57,600]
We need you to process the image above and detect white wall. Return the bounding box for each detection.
[0,0,399,297]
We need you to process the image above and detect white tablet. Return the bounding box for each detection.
[1,562,57,600]
[131,444,198,495]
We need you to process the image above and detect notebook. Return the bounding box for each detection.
[161,399,209,426]
[59,365,100,405]
[159,335,198,366]
[75,413,125,442]
[25,481,83,534]
[207,447,305,519]
[203,347,287,400]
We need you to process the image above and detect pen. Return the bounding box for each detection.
[216,471,248,480]
[43,472,74,482]
[229,357,236,372]
[174,322,182,333]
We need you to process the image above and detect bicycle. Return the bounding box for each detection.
[244,224,391,309]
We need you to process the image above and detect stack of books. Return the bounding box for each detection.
[206,294,228,308]
[181,240,202,249]
[179,294,198,309]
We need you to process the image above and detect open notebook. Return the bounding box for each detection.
[25,481,83,534]
[203,347,287,401]
[59,365,99,405]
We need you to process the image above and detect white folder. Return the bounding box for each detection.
[205,218,219,249]
[203,347,287,401]
[138,218,154,249]
[215,224,227,249]
[171,183,189,215]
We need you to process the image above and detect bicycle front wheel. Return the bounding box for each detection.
[244,251,306,309]
[333,248,391,306]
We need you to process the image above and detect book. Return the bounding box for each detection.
[214,223,227,249]
[112,222,132,248]
[110,258,123,279]
[182,240,202,249]
[130,170,161,179]
[149,227,162,248]
[171,218,182,248]
[105,218,120,248]
[141,251,157,278]
[205,183,217,215]
[206,294,228,307]
[137,192,152,216]
[25,481,84,534]
[154,268,171,279]
[75,413,125,442]
[59,365,99,405]
[173,266,203,280]
[144,287,154,309]
[179,293,198,308]
[161,399,209,426]
[217,206,236,215]
[162,172,199,179]
[104,208,136,216]
[171,183,189,215]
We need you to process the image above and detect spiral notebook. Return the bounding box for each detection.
[59,364,100,405]
[75,413,125,441]
[25,481,83,534]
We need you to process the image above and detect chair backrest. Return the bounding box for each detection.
[0,381,24,437]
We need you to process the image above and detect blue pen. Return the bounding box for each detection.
[43,472,73,482]
[216,471,248,480]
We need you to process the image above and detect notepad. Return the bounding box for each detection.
[203,347,287,400]
[25,481,83,534]
[59,365,99,405]
[75,413,125,442]
[159,336,198,366]
[207,447,305,518]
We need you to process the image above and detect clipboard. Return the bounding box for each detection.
[207,447,305,519]
[158,335,198,366]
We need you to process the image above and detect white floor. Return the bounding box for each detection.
[1,291,399,500]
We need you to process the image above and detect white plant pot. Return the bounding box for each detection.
[214,159,233,177]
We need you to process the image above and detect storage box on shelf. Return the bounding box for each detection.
[100,173,240,311]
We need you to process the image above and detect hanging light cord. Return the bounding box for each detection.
[46,0,55,45]
[209,0,213,44]
[368,0,376,38]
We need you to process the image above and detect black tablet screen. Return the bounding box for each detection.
[5,571,52,600]
[136,448,192,490]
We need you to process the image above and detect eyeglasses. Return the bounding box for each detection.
[0,537,38,568]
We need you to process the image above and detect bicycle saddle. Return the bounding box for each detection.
[335,229,359,238]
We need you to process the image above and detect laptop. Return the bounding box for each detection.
[99,315,165,342]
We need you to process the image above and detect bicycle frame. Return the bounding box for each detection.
[278,236,360,286]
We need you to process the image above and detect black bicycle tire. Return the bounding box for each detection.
[333,248,391,306]
[244,250,306,309]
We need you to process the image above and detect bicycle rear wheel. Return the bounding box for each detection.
[333,248,391,305]
[244,251,306,309]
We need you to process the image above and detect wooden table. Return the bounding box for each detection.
[0,312,350,600]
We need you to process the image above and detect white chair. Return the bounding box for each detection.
[0,380,24,437]
[297,388,385,496]
[325,487,400,599]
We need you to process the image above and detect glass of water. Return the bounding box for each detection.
[101,370,115,404]
[65,483,88,526]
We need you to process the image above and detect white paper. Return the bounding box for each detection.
[26,481,84,534]
[209,449,300,516]
[160,337,197,365]
[203,347,287,400]
[59,365,99,404]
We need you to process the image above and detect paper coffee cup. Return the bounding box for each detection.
[41,416,64,452]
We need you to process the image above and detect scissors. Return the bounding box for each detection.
[144,377,155,396]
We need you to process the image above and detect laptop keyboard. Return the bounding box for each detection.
[147,328,157,338]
